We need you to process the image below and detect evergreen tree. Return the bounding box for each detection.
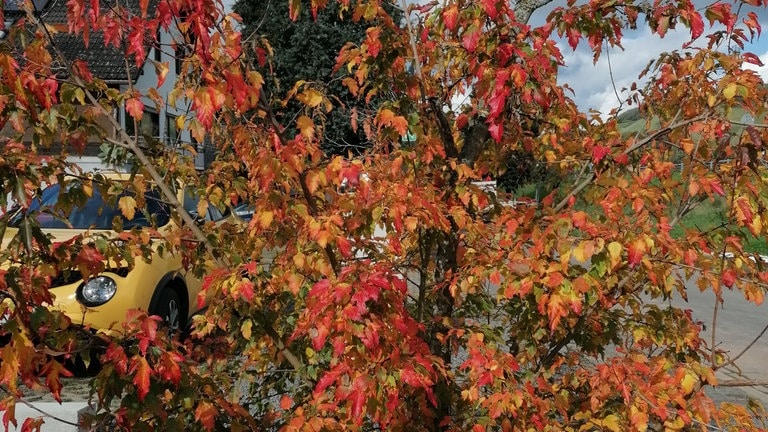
[234,0,397,155]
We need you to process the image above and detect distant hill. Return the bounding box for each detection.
[616,106,759,136]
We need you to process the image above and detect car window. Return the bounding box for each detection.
[13,184,170,229]
[183,187,227,222]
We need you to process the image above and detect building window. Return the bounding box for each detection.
[165,114,179,145]
[175,45,190,75]
[125,109,160,139]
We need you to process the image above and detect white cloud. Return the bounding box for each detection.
[557,28,694,114]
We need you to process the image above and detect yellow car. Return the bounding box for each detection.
[2,174,226,334]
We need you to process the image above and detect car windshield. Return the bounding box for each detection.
[12,183,171,230]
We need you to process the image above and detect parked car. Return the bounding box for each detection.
[1,174,230,334]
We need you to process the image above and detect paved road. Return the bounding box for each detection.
[671,274,768,405]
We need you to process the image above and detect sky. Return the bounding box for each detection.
[533,3,768,115]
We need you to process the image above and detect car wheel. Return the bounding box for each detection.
[152,288,182,332]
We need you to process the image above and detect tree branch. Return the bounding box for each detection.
[513,0,554,24]
[554,114,708,212]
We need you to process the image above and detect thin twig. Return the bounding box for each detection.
[720,322,768,369]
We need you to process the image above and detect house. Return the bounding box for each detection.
[1,0,213,172]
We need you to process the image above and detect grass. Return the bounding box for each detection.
[512,179,768,255]
[671,197,768,255]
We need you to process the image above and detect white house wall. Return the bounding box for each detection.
[116,29,205,170]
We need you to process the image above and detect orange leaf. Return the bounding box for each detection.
[627,239,646,268]
[130,356,151,401]
[279,395,293,410]
[125,97,144,121]
[297,115,315,139]
[195,401,217,431]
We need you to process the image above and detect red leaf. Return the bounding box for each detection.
[72,59,93,83]
[488,121,503,143]
[103,344,129,374]
[721,269,736,288]
[592,145,610,164]
[130,356,151,401]
[336,236,352,259]
[349,376,368,424]
[684,249,697,267]
[138,316,158,356]
[567,27,580,49]
[239,280,254,301]
[311,325,329,351]
[455,113,468,130]
[365,27,382,58]
[481,0,498,19]
[687,9,704,40]
[40,360,74,403]
[315,368,340,394]
[74,246,106,279]
[462,28,481,53]
[743,12,762,37]
[126,18,147,65]
[710,178,725,196]
[614,153,629,165]
[193,87,225,129]
[743,52,764,66]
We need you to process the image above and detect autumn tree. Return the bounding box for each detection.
[2,0,768,431]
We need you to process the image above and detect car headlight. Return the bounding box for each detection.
[78,276,117,306]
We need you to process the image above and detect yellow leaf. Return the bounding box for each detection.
[240,319,252,340]
[573,241,593,263]
[607,241,622,269]
[297,115,315,139]
[664,416,685,430]
[681,138,694,155]
[118,196,137,220]
[175,115,186,132]
[81,182,93,198]
[196,199,208,222]
[629,405,648,431]
[300,89,323,108]
[680,371,698,395]
[257,210,273,229]
[723,82,737,100]
[601,414,622,432]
